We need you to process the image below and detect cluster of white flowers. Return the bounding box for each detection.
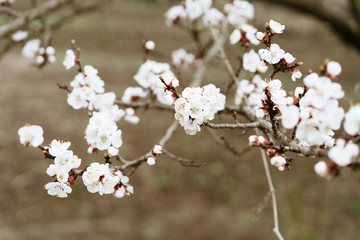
[257,21,302,82]
[165,0,227,28]
[270,155,287,171]
[134,59,177,103]
[229,24,259,46]
[22,39,56,65]
[147,144,163,166]
[203,8,225,27]
[67,64,105,109]
[172,49,197,70]
[296,70,344,147]
[248,135,269,145]
[235,75,266,107]
[44,140,81,198]
[328,139,359,167]
[173,84,225,135]
[82,162,133,198]
[242,49,268,73]
[165,0,212,25]
[85,111,123,152]
[18,124,44,147]
[224,0,254,28]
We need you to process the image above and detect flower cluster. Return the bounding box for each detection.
[85,111,123,153]
[235,75,266,107]
[22,39,56,66]
[224,0,254,28]
[248,135,269,146]
[230,24,259,46]
[296,70,344,147]
[174,84,226,135]
[147,144,163,166]
[134,59,177,104]
[172,49,197,70]
[166,0,213,25]
[44,140,81,198]
[82,162,133,198]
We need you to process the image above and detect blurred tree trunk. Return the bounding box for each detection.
[252,0,360,52]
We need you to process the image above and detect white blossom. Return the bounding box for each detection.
[269,20,285,34]
[145,40,155,51]
[243,49,268,73]
[291,70,302,82]
[327,61,342,76]
[108,146,119,156]
[22,39,41,59]
[344,105,360,136]
[45,182,72,198]
[270,156,286,168]
[147,156,156,166]
[12,30,28,42]
[314,161,328,177]
[224,0,254,28]
[172,49,197,70]
[63,49,76,70]
[229,29,241,45]
[174,84,225,135]
[48,139,71,157]
[328,139,359,167]
[165,5,187,26]
[259,44,285,64]
[203,8,225,27]
[153,144,162,154]
[185,0,212,20]
[134,60,176,103]
[280,105,299,129]
[284,52,295,64]
[18,125,44,147]
[121,87,148,103]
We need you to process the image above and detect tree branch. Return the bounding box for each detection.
[204,121,260,130]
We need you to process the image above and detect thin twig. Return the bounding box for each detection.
[256,129,284,240]
[163,149,207,168]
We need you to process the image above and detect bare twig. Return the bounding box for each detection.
[205,127,251,157]
[163,149,207,168]
[0,6,21,17]
[256,129,284,240]
[210,27,238,88]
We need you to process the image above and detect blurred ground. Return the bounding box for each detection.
[1,0,360,239]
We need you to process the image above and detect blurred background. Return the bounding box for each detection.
[1,0,360,239]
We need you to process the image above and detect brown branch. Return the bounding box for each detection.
[205,127,252,157]
[163,149,207,168]
[0,6,21,17]
[115,100,174,111]
[204,121,260,130]
[0,0,74,38]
